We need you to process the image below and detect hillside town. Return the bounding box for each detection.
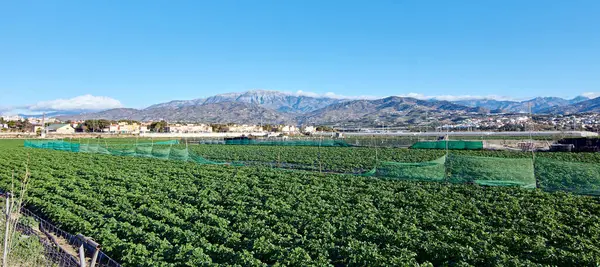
[0,115,316,135]
[445,113,600,132]
[2,113,599,136]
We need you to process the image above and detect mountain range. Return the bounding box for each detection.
[540,96,600,114]
[453,96,589,113]
[145,90,343,113]
[58,90,599,125]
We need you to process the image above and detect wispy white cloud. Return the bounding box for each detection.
[582,92,600,99]
[1,95,123,115]
[27,94,123,111]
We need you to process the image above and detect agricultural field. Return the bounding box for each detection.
[1,139,600,266]
[189,144,600,172]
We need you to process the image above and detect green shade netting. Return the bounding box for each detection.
[224,139,351,147]
[151,145,172,160]
[535,158,600,195]
[367,156,447,182]
[135,144,153,157]
[446,154,536,188]
[410,141,483,150]
[25,140,600,194]
[169,147,190,161]
[365,154,536,188]
[24,140,221,165]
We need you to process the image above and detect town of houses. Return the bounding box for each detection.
[0,115,316,135]
[2,113,599,135]
[440,113,600,132]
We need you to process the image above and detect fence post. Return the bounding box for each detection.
[77,234,101,267]
[89,238,100,267]
[79,243,86,267]
[77,234,87,267]
[2,193,11,267]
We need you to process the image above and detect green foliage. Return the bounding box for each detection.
[0,201,47,266]
[118,120,140,124]
[373,156,447,182]
[315,125,336,132]
[535,158,600,195]
[149,121,167,132]
[446,154,536,188]
[84,119,114,132]
[22,139,600,194]
[190,144,600,174]
[1,140,600,266]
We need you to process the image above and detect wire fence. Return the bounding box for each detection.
[14,220,80,267]
[1,191,121,267]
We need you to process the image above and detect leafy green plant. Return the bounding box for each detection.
[1,140,600,266]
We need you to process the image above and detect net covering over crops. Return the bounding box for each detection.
[410,140,484,150]
[3,139,600,267]
[365,154,537,189]
[534,158,600,195]
[224,138,352,147]
[24,140,600,195]
[367,155,447,182]
[24,140,224,165]
[445,154,536,188]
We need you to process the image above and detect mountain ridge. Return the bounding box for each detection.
[56,90,595,125]
[144,90,345,114]
[299,96,486,126]
[540,96,600,114]
[453,96,588,113]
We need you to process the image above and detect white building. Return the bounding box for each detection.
[103,122,141,134]
[228,124,262,133]
[166,124,212,133]
[46,124,75,134]
[280,125,298,133]
[301,126,316,134]
[108,124,119,133]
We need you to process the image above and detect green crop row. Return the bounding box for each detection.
[188,144,600,173]
[0,140,599,266]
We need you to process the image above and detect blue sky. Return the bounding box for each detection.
[1,0,599,112]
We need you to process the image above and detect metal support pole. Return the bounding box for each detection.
[88,238,100,267]
[77,233,100,267]
[79,243,86,267]
[90,249,100,267]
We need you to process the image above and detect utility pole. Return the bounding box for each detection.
[41,112,47,138]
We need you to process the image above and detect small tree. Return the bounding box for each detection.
[149,121,167,132]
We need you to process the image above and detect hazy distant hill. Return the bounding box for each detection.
[58,90,595,125]
[453,96,589,113]
[540,97,600,114]
[145,90,345,114]
[58,108,140,121]
[59,104,293,124]
[299,96,486,126]
[136,102,294,124]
